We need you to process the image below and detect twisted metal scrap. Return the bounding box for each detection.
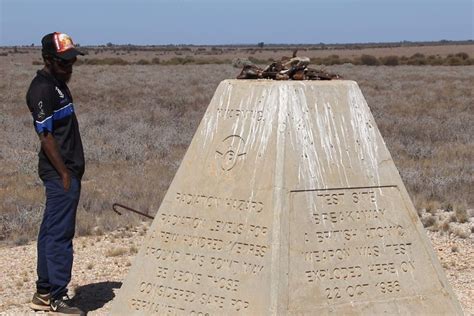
[237,53,341,81]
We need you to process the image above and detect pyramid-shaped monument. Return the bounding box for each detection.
[111,80,462,315]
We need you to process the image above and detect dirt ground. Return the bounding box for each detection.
[0,223,471,315]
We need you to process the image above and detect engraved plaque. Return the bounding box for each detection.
[289,186,446,312]
[128,191,272,315]
[112,80,462,315]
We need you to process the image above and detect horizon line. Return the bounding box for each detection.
[1,39,473,48]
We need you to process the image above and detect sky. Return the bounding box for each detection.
[0,0,472,46]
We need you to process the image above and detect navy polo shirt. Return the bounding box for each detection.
[26,69,85,181]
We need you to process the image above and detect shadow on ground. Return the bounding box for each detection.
[72,281,122,312]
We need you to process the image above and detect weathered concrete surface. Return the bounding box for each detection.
[111,80,463,315]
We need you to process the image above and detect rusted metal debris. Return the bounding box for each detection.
[112,203,154,219]
[237,51,341,80]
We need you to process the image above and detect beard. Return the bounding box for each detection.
[50,64,72,83]
[54,71,72,83]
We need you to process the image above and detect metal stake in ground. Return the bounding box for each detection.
[112,203,154,219]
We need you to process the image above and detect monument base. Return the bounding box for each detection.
[111,80,462,315]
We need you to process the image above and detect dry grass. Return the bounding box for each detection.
[0,50,472,244]
[455,208,469,223]
[105,247,128,257]
[327,65,473,209]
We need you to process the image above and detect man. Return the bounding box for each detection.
[26,32,85,315]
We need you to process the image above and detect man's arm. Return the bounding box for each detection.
[39,133,70,191]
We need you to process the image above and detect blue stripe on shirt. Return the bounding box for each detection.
[34,103,74,134]
[53,103,74,120]
[35,116,53,134]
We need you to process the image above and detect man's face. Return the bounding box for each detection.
[50,57,76,83]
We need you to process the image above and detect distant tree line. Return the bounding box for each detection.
[27,52,473,66]
[311,52,473,66]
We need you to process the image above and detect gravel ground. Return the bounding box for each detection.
[0,223,472,315]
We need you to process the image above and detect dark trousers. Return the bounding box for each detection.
[36,177,81,300]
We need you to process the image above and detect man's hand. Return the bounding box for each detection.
[60,171,71,191]
[39,133,70,191]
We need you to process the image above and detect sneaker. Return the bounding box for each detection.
[30,292,51,311]
[50,296,85,315]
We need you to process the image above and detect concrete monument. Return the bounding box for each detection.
[111,80,462,315]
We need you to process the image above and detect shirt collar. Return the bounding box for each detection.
[37,69,67,89]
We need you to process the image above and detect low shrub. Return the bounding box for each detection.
[136,59,151,65]
[381,55,399,66]
[232,58,253,68]
[421,215,437,228]
[206,58,230,65]
[455,52,469,60]
[360,54,380,66]
[324,55,344,65]
[310,57,323,65]
[455,208,468,223]
[41,52,472,68]
[162,56,195,65]
[106,247,128,257]
[81,57,129,65]
[442,202,454,212]
[452,227,470,238]
[407,53,427,65]
[427,55,444,65]
[444,56,464,66]
[247,56,269,65]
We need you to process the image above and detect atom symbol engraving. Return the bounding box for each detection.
[215,135,246,171]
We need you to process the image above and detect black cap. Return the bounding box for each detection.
[41,32,84,60]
